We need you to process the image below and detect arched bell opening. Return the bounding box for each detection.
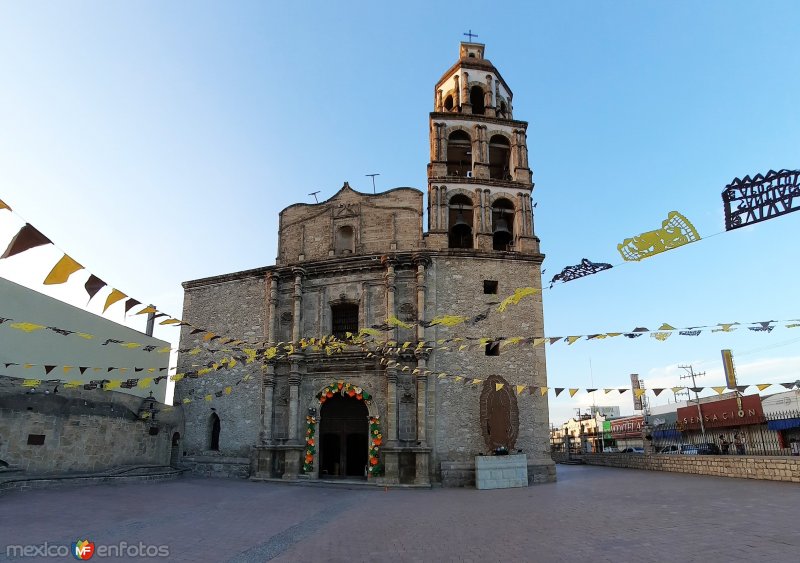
[470,85,485,115]
[489,135,511,180]
[446,130,471,177]
[448,194,474,249]
[492,198,514,251]
[319,394,369,479]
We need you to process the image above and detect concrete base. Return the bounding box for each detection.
[475,454,528,489]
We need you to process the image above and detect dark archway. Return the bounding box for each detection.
[170,432,181,467]
[446,130,471,177]
[479,375,520,452]
[492,198,515,251]
[209,413,220,451]
[489,135,511,179]
[448,194,474,249]
[319,394,369,478]
[470,85,485,115]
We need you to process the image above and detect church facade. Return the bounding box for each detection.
[174,42,555,486]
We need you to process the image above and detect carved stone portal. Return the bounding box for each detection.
[479,375,519,451]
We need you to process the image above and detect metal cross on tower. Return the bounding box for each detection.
[463,29,478,42]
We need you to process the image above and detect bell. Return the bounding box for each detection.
[452,208,470,228]
[493,216,511,235]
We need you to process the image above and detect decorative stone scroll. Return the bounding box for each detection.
[549,258,613,288]
[722,169,800,231]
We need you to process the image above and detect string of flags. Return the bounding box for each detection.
[548,168,799,289]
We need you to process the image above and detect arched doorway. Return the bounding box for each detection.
[170,432,181,467]
[319,394,369,478]
[209,413,220,451]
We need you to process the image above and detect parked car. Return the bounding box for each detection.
[659,444,698,455]
[621,447,644,454]
[696,443,721,455]
[603,446,620,453]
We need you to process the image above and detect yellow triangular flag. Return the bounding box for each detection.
[159,318,181,325]
[516,385,526,395]
[604,388,614,394]
[64,380,82,388]
[22,379,40,387]
[138,377,153,388]
[471,378,483,385]
[454,376,463,382]
[203,332,216,341]
[105,380,121,390]
[43,254,84,285]
[10,322,45,333]
[0,198,10,211]
[757,383,771,391]
[182,398,192,404]
[533,338,545,347]
[204,394,213,402]
[671,386,683,394]
[712,386,727,395]
[224,386,232,395]
[569,388,579,397]
[120,342,141,349]
[540,387,549,396]
[634,388,646,398]
[135,305,157,315]
[103,289,127,313]
[62,366,74,373]
[495,383,505,391]
[76,332,93,340]
[566,336,582,345]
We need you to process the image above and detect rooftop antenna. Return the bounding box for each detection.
[366,173,380,194]
[309,191,320,203]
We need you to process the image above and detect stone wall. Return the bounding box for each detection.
[176,272,266,462]
[277,185,423,265]
[562,453,800,483]
[442,457,556,488]
[427,254,553,483]
[0,384,182,474]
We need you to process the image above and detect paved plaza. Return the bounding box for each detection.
[1,465,799,562]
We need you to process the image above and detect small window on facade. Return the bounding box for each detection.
[444,95,454,111]
[149,427,160,436]
[483,280,498,294]
[485,342,500,356]
[332,303,359,340]
[27,434,45,446]
[335,225,355,255]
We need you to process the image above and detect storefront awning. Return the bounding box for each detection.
[767,418,800,431]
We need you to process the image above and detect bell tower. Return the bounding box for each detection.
[426,42,539,255]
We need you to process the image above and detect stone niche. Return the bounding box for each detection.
[475,454,528,489]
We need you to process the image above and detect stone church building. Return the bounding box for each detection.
[175,42,555,486]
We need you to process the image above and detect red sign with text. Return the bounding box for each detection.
[677,394,764,430]
[610,415,643,438]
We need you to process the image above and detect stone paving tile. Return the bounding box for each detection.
[0,466,798,563]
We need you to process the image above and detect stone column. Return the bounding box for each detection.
[520,130,529,168]
[415,351,429,446]
[384,258,397,342]
[453,75,460,107]
[386,364,399,446]
[261,361,276,444]
[484,189,492,233]
[435,89,443,112]
[486,75,494,107]
[288,364,300,444]
[266,272,278,345]
[475,188,484,233]
[292,268,304,343]
[461,71,470,113]
[430,186,439,230]
[439,186,448,230]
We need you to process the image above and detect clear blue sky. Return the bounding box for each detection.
[1,1,798,422]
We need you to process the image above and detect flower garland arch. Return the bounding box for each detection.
[303,380,383,476]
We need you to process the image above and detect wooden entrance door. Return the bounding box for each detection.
[320,394,368,478]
